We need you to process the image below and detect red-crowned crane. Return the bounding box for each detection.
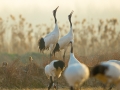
[91,61,120,90]
[45,60,65,90]
[64,42,89,90]
[53,11,74,61]
[99,60,120,90]
[38,6,60,61]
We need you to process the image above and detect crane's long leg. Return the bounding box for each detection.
[53,83,56,90]
[50,44,56,61]
[50,52,52,62]
[108,87,113,90]
[103,83,110,90]
[53,82,58,90]
[63,49,67,61]
[48,76,53,90]
[108,84,113,90]
[50,47,53,62]
[56,78,58,90]
[63,42,71,61]
[70,86,74,90]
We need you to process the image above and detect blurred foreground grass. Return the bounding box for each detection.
[0,87,116,90]
[0,52,118,89]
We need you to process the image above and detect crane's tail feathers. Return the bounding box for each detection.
[38,38,45,52]
[53,43,60,56]
[56,6,59,10]
[91,65,108,76]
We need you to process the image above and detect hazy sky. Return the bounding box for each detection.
[0,0,120,25]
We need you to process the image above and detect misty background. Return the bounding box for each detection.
[0,0,120,55]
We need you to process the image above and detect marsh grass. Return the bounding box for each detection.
[0,15,120,89]
[0,52,119,89]
[0,15,120,56]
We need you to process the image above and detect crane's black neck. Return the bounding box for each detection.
[53,11,57,24]
[68,16,72,28]
[70,42,73,53]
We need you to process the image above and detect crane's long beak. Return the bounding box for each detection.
[68,10,74,21]
[70,10,74,16]
[55,6,59,11]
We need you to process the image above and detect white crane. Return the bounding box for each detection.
[38,6,60,61]
[53,11,74,61]
[45,60,65,90]
[91,61,120,90]
[64,42,89,90]
[106,60,120,89]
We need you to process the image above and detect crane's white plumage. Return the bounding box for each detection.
[68,53,80,66]
[45,60,65,90]
[45,60,64,79]
[91,61,120,89]
[53,11,74,61]
[58,26,73,49]
[107,60,120,65]
[64,42,89,90]
[101,62,120,79]
[38,6,60,60]
[64,63,89,89]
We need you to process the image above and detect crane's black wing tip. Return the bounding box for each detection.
[38,38,45,51]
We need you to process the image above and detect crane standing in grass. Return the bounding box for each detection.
[38,6,60,61]
[45,60,65,90]
[104,60,120,90]
[64,42,89,90]
[53,11,74,61]
[91,61,120,90]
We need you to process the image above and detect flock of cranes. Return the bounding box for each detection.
[38,6,120,90]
